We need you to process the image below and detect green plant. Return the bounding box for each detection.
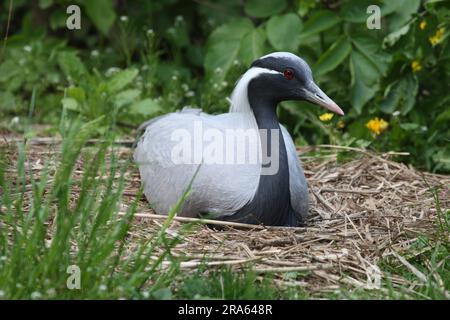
[0,118,190,299]
[1,1,449,161]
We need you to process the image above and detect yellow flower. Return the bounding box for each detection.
[366,117,389,135]
[411,60,422,73]
[419,20,427,30]
[337,120,345,129]
[319,113,334,122]
[429,27,445,45]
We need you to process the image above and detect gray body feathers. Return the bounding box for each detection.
[134,108,308,220]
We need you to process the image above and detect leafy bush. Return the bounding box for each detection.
[0,0,449,172]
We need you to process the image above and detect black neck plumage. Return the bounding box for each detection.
[222,84,297,226]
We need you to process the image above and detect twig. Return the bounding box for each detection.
[312,189,335,215]
[175,257,262,269]
[320,188,380,195]
[0,137,135,146]
[254,264,333,273]
[118,212,308,231]
[391,251,427,283]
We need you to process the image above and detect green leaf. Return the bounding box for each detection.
[57,51,87,80]
[424,0,447,11]
[39,0,53,9]
[300,10,340,38]
[432,107,450,132]
[399,123,419,131]
[67,87,86,104]
[351,36,389,75]
[0,60,20,82]
[83,0,116,35]
[385,0,420,32]
[297,0,317,17]
[50,10,69,30]
[207,18,253,45]
[383,24,411,47]
[205,19,254,73]
[0,91,16,111]
[129,99,161,116]
[266,14,302,52]
[314,35,351,76]
[351,50,379,86]
[432,149,450,172]
[380,74,418,115]
[114,89,141,108]
[238,28,266,66]
[61,97,79,111]
[106,69,139,94]
[341,0,380,23]
[244,0,287,18]
[152,287,172,300]
[349,51,379,113]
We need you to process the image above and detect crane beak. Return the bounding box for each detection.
[303,81,344,116]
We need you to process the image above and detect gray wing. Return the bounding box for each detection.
[281,125,309,219]
[134,111,261,217]
[137,107,203,131]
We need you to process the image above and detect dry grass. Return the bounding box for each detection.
[2,136,449,296]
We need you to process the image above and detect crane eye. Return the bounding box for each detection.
[283,69,294,80]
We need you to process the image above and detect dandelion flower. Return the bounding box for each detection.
[419,20,427,30]
[411,60,422,73]
[366,117,389,135]
[429,27,445,46]
[319,113,334,122]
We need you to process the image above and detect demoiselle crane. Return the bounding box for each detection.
[134,52,344,227]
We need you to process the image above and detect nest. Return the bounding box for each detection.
[2,137,449,295]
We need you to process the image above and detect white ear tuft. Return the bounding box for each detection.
[229,67,281,114]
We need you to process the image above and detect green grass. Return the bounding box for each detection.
[0,117,448,300]
[0,118,185,299]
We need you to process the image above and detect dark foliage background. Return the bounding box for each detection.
[0,0,449,172]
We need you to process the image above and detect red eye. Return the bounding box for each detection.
[283,69,294,80]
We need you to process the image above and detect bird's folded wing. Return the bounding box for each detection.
[134,112,261,217]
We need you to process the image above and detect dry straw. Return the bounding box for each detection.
[2,137,449,295]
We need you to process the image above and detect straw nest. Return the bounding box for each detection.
[2,137,449,295]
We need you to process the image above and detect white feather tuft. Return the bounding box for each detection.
[229,67,281,114]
